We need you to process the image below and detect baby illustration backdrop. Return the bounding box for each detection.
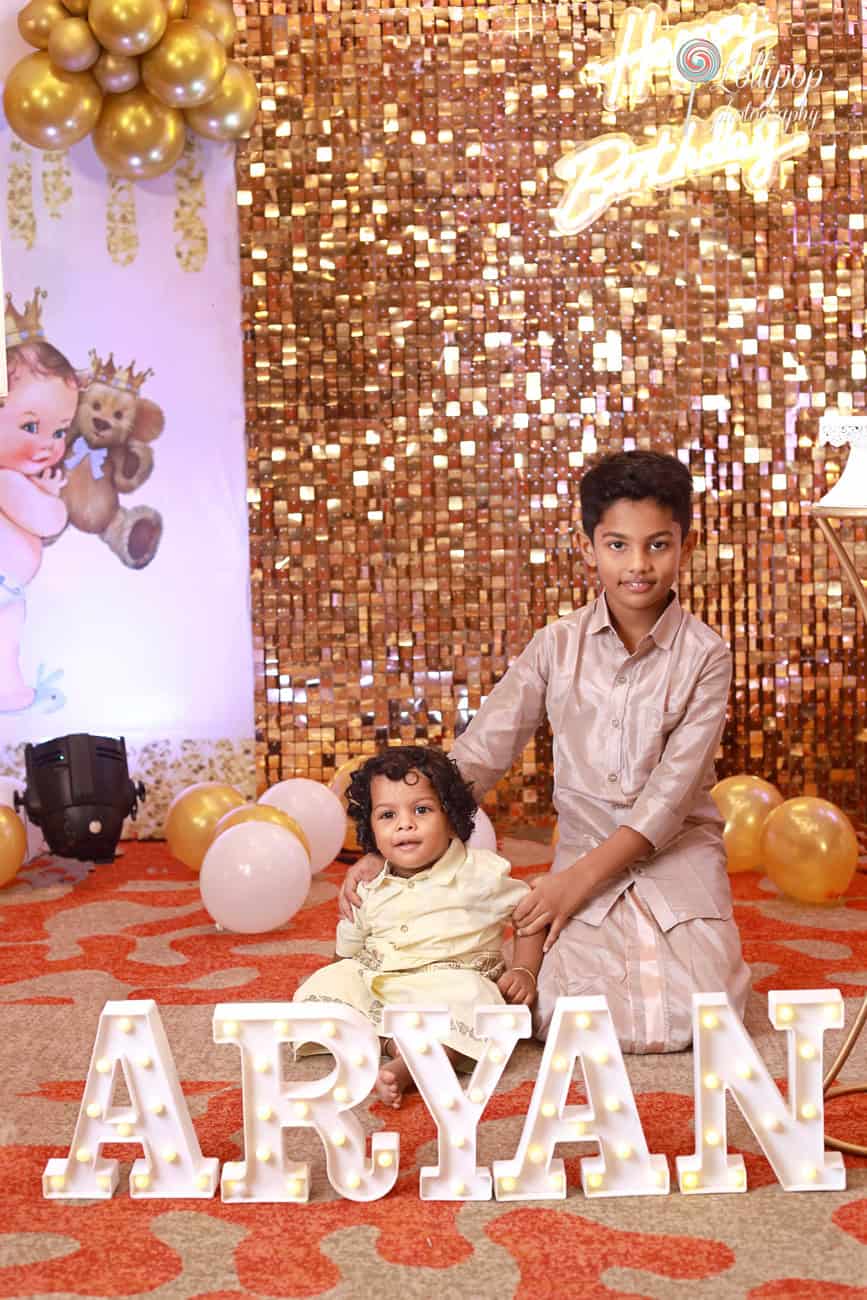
[0,289,167,714]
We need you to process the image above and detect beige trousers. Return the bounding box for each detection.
[533,885,751,1054]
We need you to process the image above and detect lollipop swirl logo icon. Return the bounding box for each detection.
[675,37,723,84]
[676,37,723,136]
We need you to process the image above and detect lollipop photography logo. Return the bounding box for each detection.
[677,36,822,139]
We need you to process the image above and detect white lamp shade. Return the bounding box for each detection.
[814,418,867,514]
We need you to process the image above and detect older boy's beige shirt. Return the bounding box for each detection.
[450,594,734,931]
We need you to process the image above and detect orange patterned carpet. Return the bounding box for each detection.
[1,837,866,1299]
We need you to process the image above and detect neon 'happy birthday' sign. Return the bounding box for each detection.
[552,3,810,234]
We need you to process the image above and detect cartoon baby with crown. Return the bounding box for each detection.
[0,289,77,712]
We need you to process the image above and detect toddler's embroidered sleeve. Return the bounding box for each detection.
[335,906,366,958]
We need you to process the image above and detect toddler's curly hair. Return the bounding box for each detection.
[347,746,478,854]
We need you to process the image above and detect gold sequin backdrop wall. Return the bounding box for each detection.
[235,0,867,826]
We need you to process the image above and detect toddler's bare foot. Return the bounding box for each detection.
[374,1052,414,1108]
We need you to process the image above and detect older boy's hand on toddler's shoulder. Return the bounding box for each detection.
[498,968,536,1006]
[513,872,587,951]
[338,853,384,919]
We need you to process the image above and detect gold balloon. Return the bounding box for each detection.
[165,781,245,872]
[760,797,859,904]
[186,0,234,47]
[711,773,784,873]
[211,803,311,857]
[93,50,140,94]
[48,17,100,72]
[330,756,368,853]
[142,19,226,107]
[0,806,27,888]
[166,0,185,13]
[89,0,167,56]
[3,52,102,149]
[61,0,91,13]
[18,0,67,49]
[93,86,186,179]
[184,59,257,140]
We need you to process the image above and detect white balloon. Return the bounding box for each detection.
[468,806,498,852]
[200,822,311,934]
[0,776,48,863]
[258,778,346,872]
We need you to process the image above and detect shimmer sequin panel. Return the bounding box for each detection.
[235,1,867,823]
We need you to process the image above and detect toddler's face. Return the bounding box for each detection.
[0,370,77,475]
[370,771,453,874]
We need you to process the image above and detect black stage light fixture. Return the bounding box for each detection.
[15,733,146,864]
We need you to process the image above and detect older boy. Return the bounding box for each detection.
[342,450,750,1052]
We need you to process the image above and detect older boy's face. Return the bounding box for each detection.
[580,497,696,621]
[369,771,453,875]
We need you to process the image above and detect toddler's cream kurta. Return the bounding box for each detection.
[295,838,529,1061]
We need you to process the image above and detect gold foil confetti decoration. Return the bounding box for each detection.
[41,151,73,221]
[173,136,209,273]
[105,175,139,267]
[7,140,36,249]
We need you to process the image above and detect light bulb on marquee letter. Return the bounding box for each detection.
[383,1004,529,1200]
[214,1002,398,1203]
[42,1000,219,1199]
[676,990,846,1194]
[492,996,668,1200]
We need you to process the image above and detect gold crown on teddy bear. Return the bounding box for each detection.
[5,288,46,348]
[87,349,153,394]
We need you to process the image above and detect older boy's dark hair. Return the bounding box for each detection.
[347,746,477,854]
[580,450,693,541]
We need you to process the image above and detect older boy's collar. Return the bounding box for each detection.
[589,595,615,635]
[589,592,682,648]
[649,593,683,648]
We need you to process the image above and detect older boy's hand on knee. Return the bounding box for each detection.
[338,853,384,919]
[498,967,537,1006]
[513,872,585,951]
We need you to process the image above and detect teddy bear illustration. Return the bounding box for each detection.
[61,352,165,569]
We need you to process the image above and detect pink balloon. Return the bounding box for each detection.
[258,778,346,872]
[468,806,498,852]
[200,821,311,933]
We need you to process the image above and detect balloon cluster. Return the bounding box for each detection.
[165,778,346,934]
[5,0,257,180]
[712,774,859,904]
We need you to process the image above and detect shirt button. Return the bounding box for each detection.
[607,773,618,783]
[407,881,414,888]
[400,924,408,932]
[612,718,621,729]
[615,676,626,686]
